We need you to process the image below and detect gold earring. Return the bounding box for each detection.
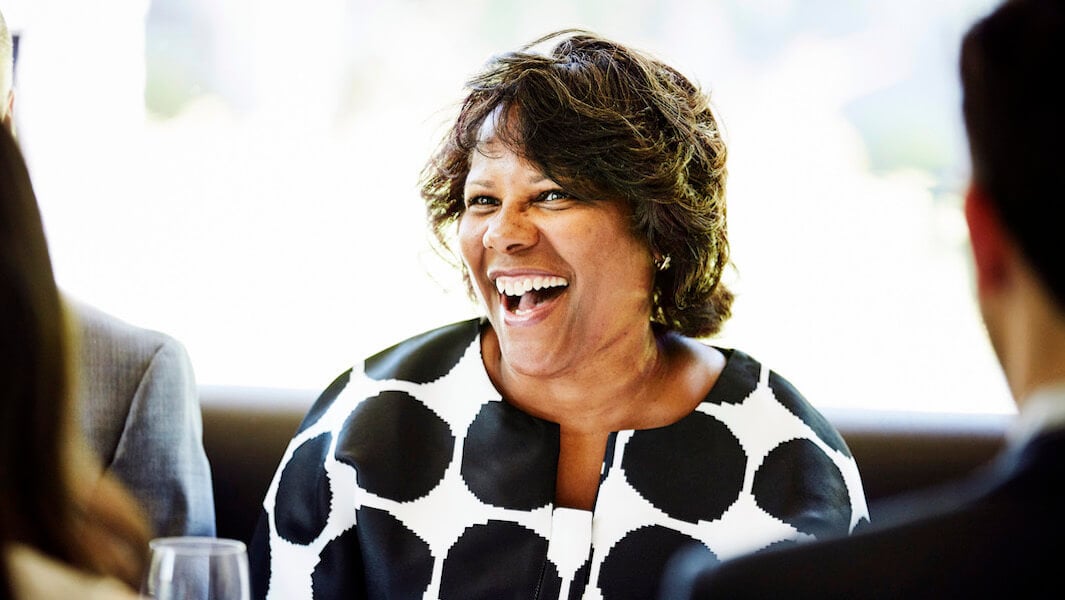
[655,254,672,272]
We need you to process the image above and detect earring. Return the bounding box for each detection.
[655,254,672,272]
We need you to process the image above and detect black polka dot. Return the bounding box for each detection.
[247,513,271,600]
[755,537,800,554]
[440,521,557,600]
[366,320,480,383]
[352,506,434,598]
[599,526,717,600]
[335,391,454,502]
[622,413,746,523]
[296,369,351,434]
[311,525,365,598]
[274,433,332,545]
[567,555,592,600]
[769,371,853,457]
[704,348,759,406]
[852,515,872,533]
[461,401,557,510]
[752,438,852,539]
[600,432,618,484]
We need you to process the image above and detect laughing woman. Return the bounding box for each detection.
[250,30,868,600]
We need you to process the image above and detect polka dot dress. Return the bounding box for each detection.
[249,319,868,599]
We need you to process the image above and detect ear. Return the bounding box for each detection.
[964,183,1011,295]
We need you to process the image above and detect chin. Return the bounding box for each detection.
[497,337,569,378]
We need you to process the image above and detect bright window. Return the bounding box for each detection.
[7,0,1011,413]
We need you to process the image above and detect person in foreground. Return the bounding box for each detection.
[0,7,216,539]
[250,29,868,599]
[0,119,149,598]
[659,0,1065,598]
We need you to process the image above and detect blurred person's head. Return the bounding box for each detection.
[0,117,147,597]
[0,91,76,597]
[961,0,1065,398]
[421,29,733,339]
[962,0,1065,309]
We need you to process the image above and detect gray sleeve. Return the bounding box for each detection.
[107,336,217,538]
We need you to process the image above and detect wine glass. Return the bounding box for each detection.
[142,536,250,600]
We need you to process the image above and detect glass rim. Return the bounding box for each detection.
[149,536,247,556]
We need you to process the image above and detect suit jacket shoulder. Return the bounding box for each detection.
[73,301,189,459]
[67,298,216,538]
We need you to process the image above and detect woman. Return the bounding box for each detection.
[251,30,867,600]
[0,123,151,598]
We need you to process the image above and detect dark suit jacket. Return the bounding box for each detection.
[660,428,1065,599]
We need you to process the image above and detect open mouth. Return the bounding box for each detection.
[494,275,569,315]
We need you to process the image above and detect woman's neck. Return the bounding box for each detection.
[483,325,722,434]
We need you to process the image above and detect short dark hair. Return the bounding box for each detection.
[961,0,1065,310]
[420,29,733,337]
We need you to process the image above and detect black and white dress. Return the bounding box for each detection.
[249,319,868,599]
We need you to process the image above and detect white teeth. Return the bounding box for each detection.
[494,275,568,297]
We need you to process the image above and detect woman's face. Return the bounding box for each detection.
[458,119,656,379]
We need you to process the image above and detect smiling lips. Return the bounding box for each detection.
[494,275,569,316]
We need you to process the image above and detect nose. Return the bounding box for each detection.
[483,203,538,253]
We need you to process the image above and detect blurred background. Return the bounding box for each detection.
[3,0,1010,413]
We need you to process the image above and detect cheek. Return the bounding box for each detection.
[586,233,653,292]
[456,219,492,305]
[456,217,485,271]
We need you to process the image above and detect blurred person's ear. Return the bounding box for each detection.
[964,183,1011,296]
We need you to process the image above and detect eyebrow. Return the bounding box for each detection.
[464,179,493,190]
[464,173,552,190]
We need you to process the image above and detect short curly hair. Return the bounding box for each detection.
[420,29,733,338]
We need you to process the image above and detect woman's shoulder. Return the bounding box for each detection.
[707,346,804,404]
[706,346,852,455]
[364,319,482,383]
[293,319,485,435]
[4,544,141,600]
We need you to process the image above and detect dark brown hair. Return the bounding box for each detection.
[0,125,148,597]
[961,0,1065,310]
[420,29,733,337]
[0,114,72,600]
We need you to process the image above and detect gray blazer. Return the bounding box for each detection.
[71,300,216,538]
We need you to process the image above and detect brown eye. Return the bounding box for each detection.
[538,189,575,203]
[465,196,497,210]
